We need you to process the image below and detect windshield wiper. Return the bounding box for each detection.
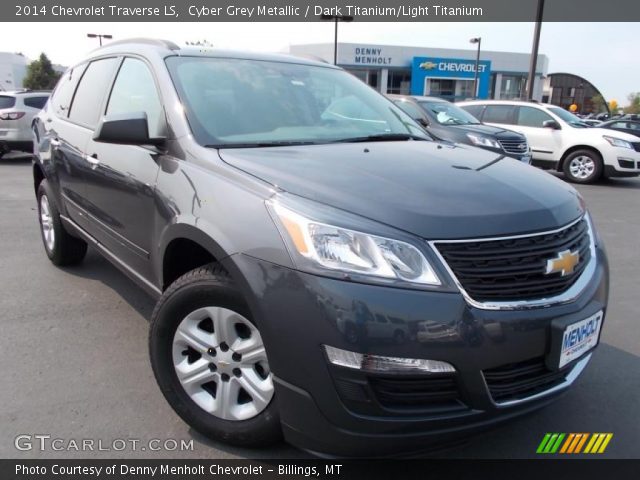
[328,133,429,143]
[206,140,318,149]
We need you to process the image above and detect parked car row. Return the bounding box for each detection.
[0,90,50,158]
[388,95,531,163]
[456,100,640,183]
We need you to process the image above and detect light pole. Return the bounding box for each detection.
[469,37,481,99]
[526,0,545,100]
[87,33,113,46]
[320,14,354,65]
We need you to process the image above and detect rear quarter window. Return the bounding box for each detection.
[50,64,87,118]
[483,105,516,124]
[0,96,16,109]
[461,104,484,119]
[23,96,49,109]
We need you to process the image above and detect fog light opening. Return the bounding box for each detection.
[323,345,456,374]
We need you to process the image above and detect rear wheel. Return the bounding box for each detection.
[149,264,281,447]
[37,180,87,265]
[562,149,603,184]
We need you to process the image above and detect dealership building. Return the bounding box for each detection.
[0,52,28,91]
[289,43,549,102]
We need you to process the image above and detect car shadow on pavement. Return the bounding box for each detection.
[61,248,156,321]
[0,153,33,163]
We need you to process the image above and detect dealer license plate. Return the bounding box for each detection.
[559,311,602,368]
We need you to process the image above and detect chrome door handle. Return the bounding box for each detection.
[50,138,60,147]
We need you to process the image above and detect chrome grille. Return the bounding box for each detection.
[434,218,592,303]
[498,139,529,155]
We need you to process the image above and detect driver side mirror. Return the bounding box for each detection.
[93,112,165,146]
[542,120,561,130]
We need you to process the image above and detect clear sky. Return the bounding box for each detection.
[0,22,636,105]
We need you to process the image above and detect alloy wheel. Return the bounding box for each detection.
[569,155,596,180]
[39,195,55,252]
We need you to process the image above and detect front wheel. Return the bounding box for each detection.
[149,264,281,447]
[562,149,603,184]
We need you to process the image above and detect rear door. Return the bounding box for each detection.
[39,64,89,224]
[81,57,165,280]
[512,106,563,162]
[54,58,119,231]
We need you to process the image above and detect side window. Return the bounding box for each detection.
[516,106,554,128]
[106,58,164,137]
[394,101,425,121]
[483,105,515,124]
[23,96,49,109]
[49,64,87,118]
[462,104,484,119]
[68,58,118,128]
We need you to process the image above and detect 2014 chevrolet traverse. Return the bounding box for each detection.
[32,39,609,457]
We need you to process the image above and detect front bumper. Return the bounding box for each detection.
[224,246,608,457]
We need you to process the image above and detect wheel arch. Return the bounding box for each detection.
[557,145,603,172]
[33,162,45,195]
[158,224,233,289]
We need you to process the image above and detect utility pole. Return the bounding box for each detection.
[526,0,545,100]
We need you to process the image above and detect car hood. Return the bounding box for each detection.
[589,127,640,141]
[219,141,584,240]
[448,123,524,139]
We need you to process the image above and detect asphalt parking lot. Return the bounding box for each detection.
[1,152,639,459]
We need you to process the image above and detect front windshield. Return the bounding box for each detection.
[547,107,588,128]
[166,56,429,147]
[419,101,481,125]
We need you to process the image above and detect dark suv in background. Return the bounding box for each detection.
[32,39,608,457]
[389,95,531,163]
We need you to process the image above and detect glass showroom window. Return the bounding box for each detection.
[387,70,411,95]
[500,75,526,100]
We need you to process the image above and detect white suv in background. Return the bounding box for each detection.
[458,100,640,183]
[0,90,50,158]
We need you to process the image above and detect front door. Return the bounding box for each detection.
[81,57,165,281]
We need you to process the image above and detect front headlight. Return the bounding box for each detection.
[603,135,633,149]
[269,202,441,286]
[466,133,501,149]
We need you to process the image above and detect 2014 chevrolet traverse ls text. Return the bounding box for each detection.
[32,39,609,457]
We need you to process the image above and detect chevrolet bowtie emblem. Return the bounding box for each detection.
[545,249,580,276]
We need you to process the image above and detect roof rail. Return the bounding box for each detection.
[94,38,180,51]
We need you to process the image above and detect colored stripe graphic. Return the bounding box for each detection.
[536,433,552,453]
[539,433,613,454]
[574,433,589,453]
[559,433,575,453]
[597,433,613,453]
[550,433,565,453]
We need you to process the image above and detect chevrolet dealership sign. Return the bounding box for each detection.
[420,60,490,73]
[411,56,492,98]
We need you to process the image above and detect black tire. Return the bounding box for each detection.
[149,263,282,447]
[37,180,87,266]
[562,149,603,184]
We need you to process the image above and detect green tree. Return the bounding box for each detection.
[624,92,640,114]
[22,53,61,90]
[590,94,606,113]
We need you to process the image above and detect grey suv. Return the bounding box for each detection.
[32,39,609,457]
